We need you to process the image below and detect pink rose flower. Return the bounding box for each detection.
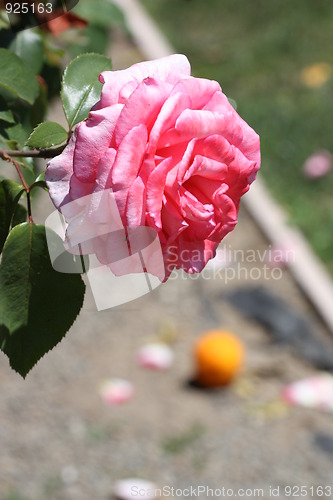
[46,55,260,281]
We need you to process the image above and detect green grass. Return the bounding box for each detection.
[141,0,333,273]
[162,423,205,454]
[2,493,26,500]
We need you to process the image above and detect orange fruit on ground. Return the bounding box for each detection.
[194,330,244,387]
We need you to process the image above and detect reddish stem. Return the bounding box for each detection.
[2,153,34,223]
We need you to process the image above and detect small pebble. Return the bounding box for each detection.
[60,465,79,485]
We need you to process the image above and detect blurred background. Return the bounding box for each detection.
[1,1,333,499]
[142,0,333,275]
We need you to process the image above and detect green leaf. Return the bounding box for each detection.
[12,204,27,227]
[0,96,16,125]
[0,179,25,253]
[0,223,86,377]
[74,0,128,30]
[9,30,44,76]
[0,10,10,29]
[4,122,30,147]
[0,110,15,124]
[26,122,68,149]
[0,48,39,105]
[31,171,47,191]
[20,158,37,186]
[1,122,38,182]
[61,53,112,129]
[30,80,48,129]
[69,24,109,59]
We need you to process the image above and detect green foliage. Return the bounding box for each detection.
[31,171,47,191]
[74,0,127,30]
[0,1,127,376]
[69,0,129,57]
[0,108,15,124]
[26,121,68,149]
[0,179,25,252]
[162,424,205,454]
[9,30,44,76]
[30,79,48,128]
[0,48,39,105]
[68,23,109,58]
[0,224,86,377]
[1,119,38,184]
[1,493,26,500]
[61,53,112,129]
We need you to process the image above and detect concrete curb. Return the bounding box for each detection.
[245,181,333,333]
[112,0,333,334]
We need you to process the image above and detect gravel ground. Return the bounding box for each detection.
[1,32,333,500]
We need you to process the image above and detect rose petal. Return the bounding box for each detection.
[137,343,174,370]
[148,91,191,154]
[99,378,134,406]
[282,374,333,411]
[114,78,171,147]
[126,176,146,227]
[171,76,221,110]
[146,157,175,230]
[46,129,77,210]
[73,105,123,183]
[302,150,333,179]
[113,479,158,500]
[177,236,217,274]
[111,124,148,190]
[204,91,261,164]
[99,53,191,107]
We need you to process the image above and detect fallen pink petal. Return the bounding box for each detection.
[302,150,333,179]
[137,343,174,370]
[282,374,333,412]
[113,478,158,500]
[99,378,134,405]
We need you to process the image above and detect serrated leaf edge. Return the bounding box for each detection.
[61,52,112,128]
[25,121,68,148]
